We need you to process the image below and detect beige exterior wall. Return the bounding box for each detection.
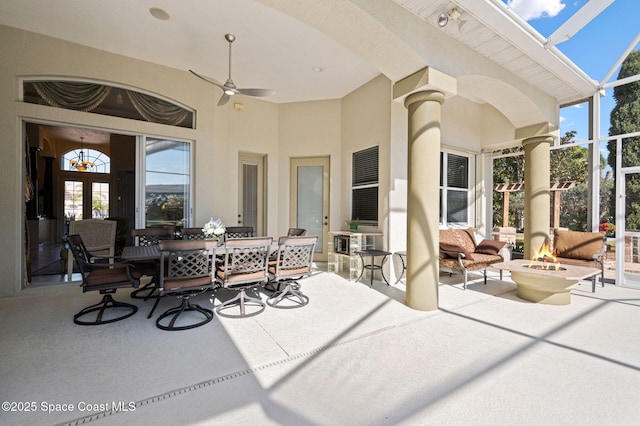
[277,99,342,233]
[341,75,392,244]
[0,19,560,297]
[0,25,281,296]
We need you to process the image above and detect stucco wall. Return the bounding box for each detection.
[0,24,280,296]
[277,99,342,235]
[341,75,392,246]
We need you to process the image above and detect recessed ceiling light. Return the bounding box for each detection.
[312,66,323,73]
[149,7,170,21]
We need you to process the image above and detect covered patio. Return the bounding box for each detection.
[2,268,639,424]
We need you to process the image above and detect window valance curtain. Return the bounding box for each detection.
[28,80,192,128]
[126,90,189,126]
[33,81,111,112]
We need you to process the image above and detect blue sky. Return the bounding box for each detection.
[503,0,640,142]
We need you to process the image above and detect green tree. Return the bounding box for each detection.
[493,130,608,231]
[607,50,640,231]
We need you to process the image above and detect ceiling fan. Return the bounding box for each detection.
[189,34,275,106]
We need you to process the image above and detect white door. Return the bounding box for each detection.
[238,153,265,235]
[616,169,640,288]
[290,157,330,261]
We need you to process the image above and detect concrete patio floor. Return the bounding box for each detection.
[1,267,639,425]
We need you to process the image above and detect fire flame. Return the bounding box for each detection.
[530,239,560,270]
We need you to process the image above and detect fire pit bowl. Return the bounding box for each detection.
[525,264,566,271]
[492,259,600,305]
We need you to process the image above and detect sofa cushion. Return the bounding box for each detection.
[439,252,503,271]
[439,228,477,254]
[440,242,474,261]
[553,229,605,261]
[476,239,506,255]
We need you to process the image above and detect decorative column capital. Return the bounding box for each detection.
[404,90,445,109]
[522,135,554,147]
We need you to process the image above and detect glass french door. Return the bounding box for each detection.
[63,179,109,220]
[617,169,640,289]
[290,157,330,261]
[139,137,191,228]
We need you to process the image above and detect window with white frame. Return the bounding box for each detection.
[440,151,472,225]
[351,146,378,225]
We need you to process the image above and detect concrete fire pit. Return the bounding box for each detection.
[492,259,601,305]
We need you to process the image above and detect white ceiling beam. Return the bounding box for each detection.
[545,0,614,47]
[600,32,640,86]
[456,0,597,97]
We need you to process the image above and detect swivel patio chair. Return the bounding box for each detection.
[224,226,254,241]
[214,237,272,318]
[150,239,217,330]
[130,227,174,299]
[266,236,317,308]
[181,227,206,240]
[66,219,116,281]
[286,228,307,236]
[65,234,140,325]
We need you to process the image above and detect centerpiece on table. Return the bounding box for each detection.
[203,218,226,242]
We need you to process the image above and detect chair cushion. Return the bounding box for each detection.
[440,228,476,253]
[84,267,140,288]
[268,265,311,277]
[553,229,604,261]
[476,239,506,255]
[439,252,503,271]
[556,257,601,268]
[439,242,474,261]
[162,275,212,291]
[216,269,266,284]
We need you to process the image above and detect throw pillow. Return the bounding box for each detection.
[475,239,506,255]
[439,242,474,261]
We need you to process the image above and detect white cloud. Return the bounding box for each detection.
[506,0,566,20]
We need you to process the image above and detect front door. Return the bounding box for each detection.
[290,157,330,261]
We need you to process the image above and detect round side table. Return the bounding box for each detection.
[355,250,391,287]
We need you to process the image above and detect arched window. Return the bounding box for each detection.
[61,148,110,173]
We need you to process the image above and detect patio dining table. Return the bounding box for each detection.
[121,240,279,261]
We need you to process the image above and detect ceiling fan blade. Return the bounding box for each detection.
[217,94,230,106]
[189,69,225,90]
[237,88,276,97]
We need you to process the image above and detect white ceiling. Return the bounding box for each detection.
[0,0,382,104]
[1,0,616,131]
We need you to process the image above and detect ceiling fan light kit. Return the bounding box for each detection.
[189,33,275,106]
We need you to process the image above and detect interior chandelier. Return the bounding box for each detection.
[69,137,95,172]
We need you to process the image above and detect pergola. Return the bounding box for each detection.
[495,181,576,230]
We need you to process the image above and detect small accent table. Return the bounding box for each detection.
[356,250,392,287]
[393,251,407,284]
